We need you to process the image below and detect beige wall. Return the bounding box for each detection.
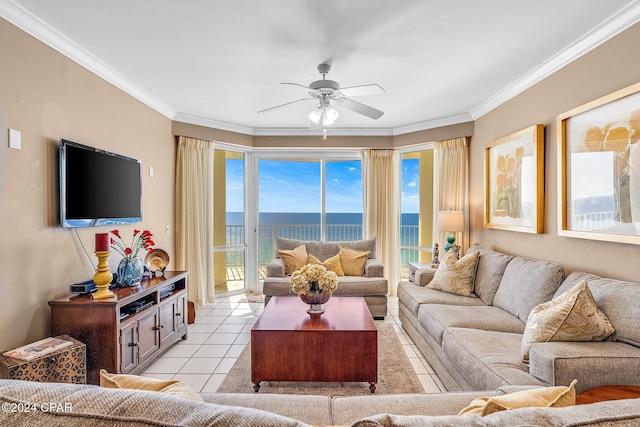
[470,22,640,283]
[0,19,176,350]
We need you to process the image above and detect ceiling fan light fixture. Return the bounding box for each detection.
[308,106,323,124]
[323,105,339,125]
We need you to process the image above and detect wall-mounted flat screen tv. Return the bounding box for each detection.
[60,139,142,228]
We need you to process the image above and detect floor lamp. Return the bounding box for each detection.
[438,210,464,252]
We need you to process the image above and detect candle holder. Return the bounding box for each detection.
[93,251,115,299]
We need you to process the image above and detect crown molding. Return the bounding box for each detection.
[392,113,474,136]
[2,0,176,119]
[172,113,254,135]
[5,0,640,135]
[253,127,394,136]
[471,1,640,119]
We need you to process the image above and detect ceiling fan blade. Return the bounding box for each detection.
[338,84,385,97]
[336,98,384,120]
[258,98,315,114]
[281,82,312,90]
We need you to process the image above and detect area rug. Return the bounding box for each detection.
[216,323,424,396]
[238,290,264,303]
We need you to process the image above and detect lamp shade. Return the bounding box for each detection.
[437,210,464,232]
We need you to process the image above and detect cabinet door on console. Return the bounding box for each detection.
[137,309,160,366]
[159,299,178,346]
[120,322,137,373]
[176,294,187,331]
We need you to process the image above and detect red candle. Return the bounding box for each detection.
[95,233,110,252]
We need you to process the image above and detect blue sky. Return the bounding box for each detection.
[225,157,420,213]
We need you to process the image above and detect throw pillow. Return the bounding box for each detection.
[426,250,479,297]
[277,244,308,275]
[521,280,615,361]
[308,253,345,276]
[100,369,203,402]
[339,246,369,276]
[458,379,577,416]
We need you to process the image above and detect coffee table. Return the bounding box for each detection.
[251,296,378,392]
[576,385,640,404]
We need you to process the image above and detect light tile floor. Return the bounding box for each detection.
[141,295,446,394]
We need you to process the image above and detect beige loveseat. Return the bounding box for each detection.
[262,237,388,318]
[2,379,640,426]
[398,243,640,394]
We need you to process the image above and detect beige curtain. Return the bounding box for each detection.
[175,136,215,306]
[433,137,470,254]
[362,149,401,295]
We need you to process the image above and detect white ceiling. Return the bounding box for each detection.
[3,0,640,136]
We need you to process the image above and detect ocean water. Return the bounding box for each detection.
[225,212,420,265]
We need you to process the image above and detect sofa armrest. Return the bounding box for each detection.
[364,258,384,277]
[415,268,436,287]
[528,341,640,393]
[266,258,285,278]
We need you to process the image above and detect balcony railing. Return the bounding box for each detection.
[224,223,421,269]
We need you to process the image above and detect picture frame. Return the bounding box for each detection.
[557,82,640,245]
[484,124,544,233]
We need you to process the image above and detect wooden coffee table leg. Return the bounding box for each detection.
[253,382,261,392]
[369,382,376,393]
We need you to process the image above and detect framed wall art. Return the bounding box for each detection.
[485,124,544,233]
[558,82,640,244]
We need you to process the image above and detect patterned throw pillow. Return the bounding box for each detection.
[426,250,479,297]
[277,244,308,275]
[339,246,369,276]
[521,280,615,361]
[308,253,345,276]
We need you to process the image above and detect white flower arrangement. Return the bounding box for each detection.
[290,263,338,296]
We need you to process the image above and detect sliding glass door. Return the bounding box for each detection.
[400,149,434,279]
[257,155,363,272]
[326,160,363,241]
[213,149,245,295]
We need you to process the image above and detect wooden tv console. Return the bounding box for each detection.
[49,271,189,385]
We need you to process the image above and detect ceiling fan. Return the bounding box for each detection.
[258,63,385,126]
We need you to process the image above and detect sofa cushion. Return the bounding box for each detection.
[582,277,640,347]
[99,369,202,402]
[331,391,501,425]
[528,341,640,393]
[308,253,345,276]
[353,399,640,426]
[274,237,377,260]
[493,256,565,323]
[418,305,525,345]
[277,244,308,275]
[467,243,513,305]
[521,280,614,361]
[202,392,332,426]
[442,328,545,390]
[397,281,486,317]
[331,276,388,296]
[339,245,369,276]
[426,250,479,297]
[0,379,307,427]
[553,270,601,298]
[458,379,576,416]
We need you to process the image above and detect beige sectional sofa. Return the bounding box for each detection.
[398,243,640,394]
[262,237,388,318]
[2,379,640,426]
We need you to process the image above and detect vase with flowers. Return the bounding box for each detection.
[290,263,338,314]
[111,229,154,287]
